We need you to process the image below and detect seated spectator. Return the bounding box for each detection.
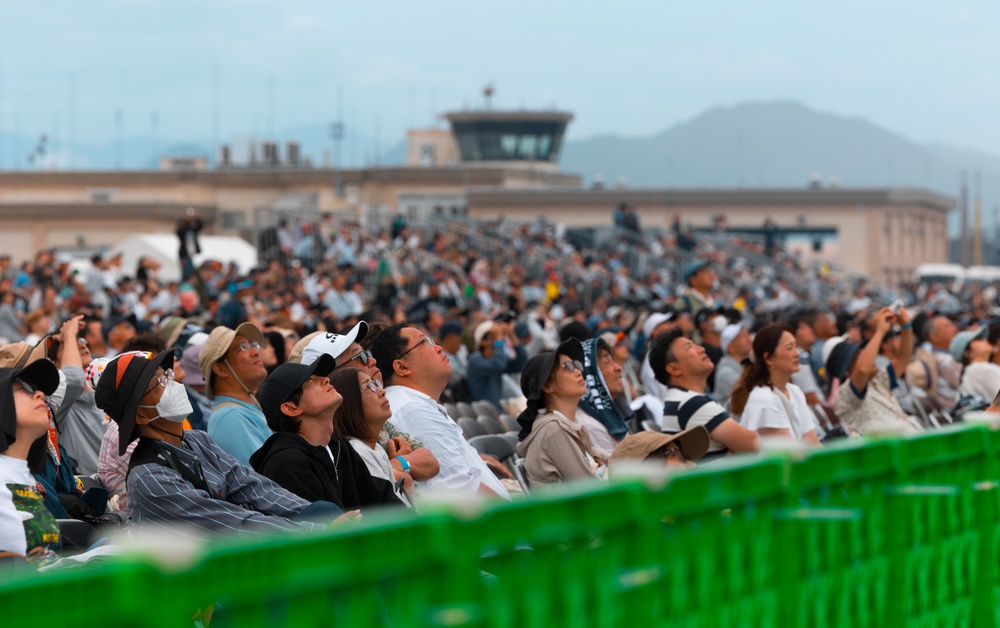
[911,315,961,409]
[515,340,605,486]
[0,359,62,566]
[261,330,286,375]
[953,327,1000,401]
[368,324,509,499]
[46,316,107,477]
[578,336,634,451]
[467,320,527,409]
[200,323,271,464]
[606,426,710,476]
[300,321,440,484]
[251,358,405,511]
[95,350,350,535]
[639,311,679,400]
[714,323,751,410]
[827,307,918,435]
[328,368,412,506]
[102,314,137,359]
[649,329,760,461]
[179,344,211,431]
[729,324,820,445]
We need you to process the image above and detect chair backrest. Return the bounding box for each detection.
[457,417,488,440]
[499,431,520,455]
[456,401,478,418]
[512,458,531,495]
[472,400,500,420]
[467,434,515,461]
[443,403,462,421]
[500,414,520,432]
[477,415,505,435]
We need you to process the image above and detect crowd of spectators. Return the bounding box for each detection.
[3,208,1000,579]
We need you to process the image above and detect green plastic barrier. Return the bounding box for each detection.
[9,428,1000,626]
[194,511,476,627]
[884,485,979,627]
[647,455,787,627]
[772,507,887,628]
[455,480,650,628]
[895,424,992,486]
[0,559,193,628]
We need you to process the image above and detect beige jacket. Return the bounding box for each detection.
[515,410,601,487]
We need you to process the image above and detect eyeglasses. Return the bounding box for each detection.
[15,379,38,395]
[662,442,688,463]
[233,341,261,353]
[360,378,384,394]
[398,336,435,361]
[559,359,584,374]
[143,369,175,396]
[344,349,374,367]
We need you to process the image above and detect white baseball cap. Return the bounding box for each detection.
[301,321,369,365]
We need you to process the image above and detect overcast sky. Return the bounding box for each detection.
[2,1,1000,156]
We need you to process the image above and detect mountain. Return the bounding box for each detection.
[561,101,970,192]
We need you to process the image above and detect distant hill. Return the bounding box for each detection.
[561,101,977,194]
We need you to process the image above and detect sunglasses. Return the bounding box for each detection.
[559,359,584,374]
[15,379,38,395]
[344,349,374,367]
[360,378,384,394]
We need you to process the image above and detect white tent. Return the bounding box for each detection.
[111,234,259,283]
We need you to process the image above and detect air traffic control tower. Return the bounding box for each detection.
[445,110,573,167]
[406,96,573,171]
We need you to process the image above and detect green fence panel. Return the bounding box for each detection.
[195,511,476,627]
[647,455,787,627]
[895,424,992,486]
[0,558,193,628]
[772,507,888,628]
[456,480,650,628]
[884,485,978,627]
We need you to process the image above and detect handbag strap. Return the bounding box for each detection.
[774,388,802,441]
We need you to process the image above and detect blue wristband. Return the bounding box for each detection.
[395,456,411,473]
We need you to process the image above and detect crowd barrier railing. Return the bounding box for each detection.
[5,422,1000,626]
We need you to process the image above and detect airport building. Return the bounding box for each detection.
[0,106,952,283]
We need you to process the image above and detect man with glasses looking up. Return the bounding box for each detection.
[198,323,271,464]
[368,324,510,500]
[297,321,440,485]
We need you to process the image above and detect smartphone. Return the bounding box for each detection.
[888,300,903,315]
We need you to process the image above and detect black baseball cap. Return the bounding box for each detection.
[258,353,336,431]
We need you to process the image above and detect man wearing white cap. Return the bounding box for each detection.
[714,323,751,410]
[639,311,678,401]
[298,322,440,484]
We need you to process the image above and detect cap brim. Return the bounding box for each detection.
[117,350,174,455]
[16,359,61,396]
[674,425,711,461]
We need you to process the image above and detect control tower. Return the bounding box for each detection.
[444,109,573,166]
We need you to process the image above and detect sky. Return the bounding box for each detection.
[1,1,1000,165]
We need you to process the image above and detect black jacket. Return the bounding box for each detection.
[249,432,404,512]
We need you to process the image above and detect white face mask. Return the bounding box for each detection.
[139,380,193,423]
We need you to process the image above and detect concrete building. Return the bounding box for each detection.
[0,106,953,283]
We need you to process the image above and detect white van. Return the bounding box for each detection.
[915,263,965,292]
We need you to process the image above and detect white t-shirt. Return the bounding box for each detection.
[958,362,1000,401]
[0,454,36,556]
[347,438,411,507]
[740,384,816,441]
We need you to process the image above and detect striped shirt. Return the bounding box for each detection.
[127,431,326,537]
[661,387,731,454]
